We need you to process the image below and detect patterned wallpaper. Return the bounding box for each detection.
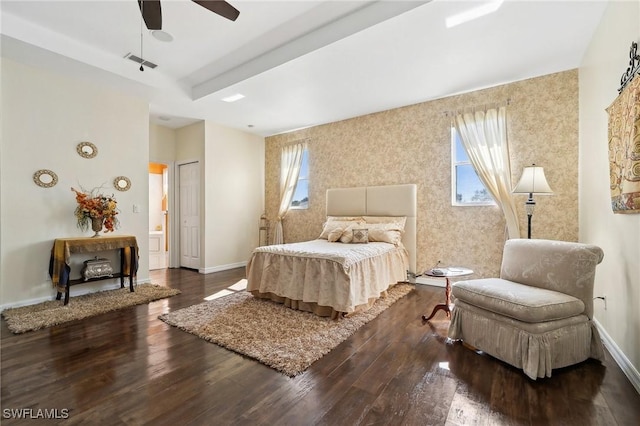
[265,70,579,278]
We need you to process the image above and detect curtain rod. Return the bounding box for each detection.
[282,138,311,147]
[442,98,511,117]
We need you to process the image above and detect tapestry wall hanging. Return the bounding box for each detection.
[607,41,640,213]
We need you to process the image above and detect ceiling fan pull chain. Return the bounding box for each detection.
[139,0,144,71]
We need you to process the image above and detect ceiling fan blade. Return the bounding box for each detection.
[138,0,162,30]
[192,0,240,22]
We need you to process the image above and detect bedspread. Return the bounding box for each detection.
[246,239,409,315]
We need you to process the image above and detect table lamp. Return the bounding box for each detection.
[513,164,553,239]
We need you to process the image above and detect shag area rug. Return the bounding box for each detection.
[2,284,180,334]
[159,283,414,377]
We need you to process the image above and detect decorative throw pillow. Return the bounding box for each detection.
[340,224,352,244]
[351,228,369,244]
[319,220,362,239]
[339,223,356,243]
[327,228,344,242]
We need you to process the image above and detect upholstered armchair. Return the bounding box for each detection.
[448,239,605,380]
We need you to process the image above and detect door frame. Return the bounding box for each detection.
[175,159,201,270]
[149,160,177,268]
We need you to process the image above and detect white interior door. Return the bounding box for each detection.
[179,162,200,269]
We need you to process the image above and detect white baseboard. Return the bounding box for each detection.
[1,295,53,312]
[200,261,247,275]
[0,278,151,312]
[594,318,640,395]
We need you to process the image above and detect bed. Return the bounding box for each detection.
[246,184,417,318]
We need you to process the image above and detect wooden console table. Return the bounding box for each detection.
[49,235,138,305]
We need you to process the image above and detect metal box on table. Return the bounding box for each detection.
[81,257,114,281]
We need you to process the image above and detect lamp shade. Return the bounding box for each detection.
[513,165,553,194]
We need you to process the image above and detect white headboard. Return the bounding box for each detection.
[326,184,417,274]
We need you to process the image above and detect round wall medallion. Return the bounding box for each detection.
[114,176,131,191]
[76,141,98,158]
[33,169,58,188]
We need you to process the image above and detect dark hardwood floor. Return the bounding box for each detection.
[2,267,639,425]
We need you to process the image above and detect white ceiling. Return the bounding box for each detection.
[0,0,607,136]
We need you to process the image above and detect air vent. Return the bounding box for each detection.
[124,53,158,69]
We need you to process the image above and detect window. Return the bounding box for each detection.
[290,148,309,209]
[451,127,495,206]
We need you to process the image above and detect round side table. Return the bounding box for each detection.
[421,267,473,321]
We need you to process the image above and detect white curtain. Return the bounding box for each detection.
[454,106,521,239]
[273,141,307,244]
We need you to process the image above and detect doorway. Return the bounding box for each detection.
[149,162,169,270]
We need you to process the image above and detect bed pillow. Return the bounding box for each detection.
[365,222,403,245]
[326,216,365,222]
[363,216,407,230]
[319,220,363,239]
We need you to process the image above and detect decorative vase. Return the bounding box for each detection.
[91,216,104,237]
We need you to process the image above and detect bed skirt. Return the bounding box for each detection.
[249,288,394,319]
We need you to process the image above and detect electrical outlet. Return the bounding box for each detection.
[133,204,140,213]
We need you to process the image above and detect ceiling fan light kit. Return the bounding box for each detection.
[151,30,174,42]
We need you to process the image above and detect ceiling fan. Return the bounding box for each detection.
[137,0,240,30]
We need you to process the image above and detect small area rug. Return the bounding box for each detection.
[158,283,414,377]
[2,284,180,334]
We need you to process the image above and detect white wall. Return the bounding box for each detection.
[203,122,265,272]
[0,57,265,306]
[171,121,264,272]
[176,122,205,162]
[579,0,640,376]
[0,58,150,306]
[149,123,176,164]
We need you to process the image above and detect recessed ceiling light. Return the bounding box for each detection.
[446,0,504,28]
[221,93,245,103]
[151,30,174,42]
